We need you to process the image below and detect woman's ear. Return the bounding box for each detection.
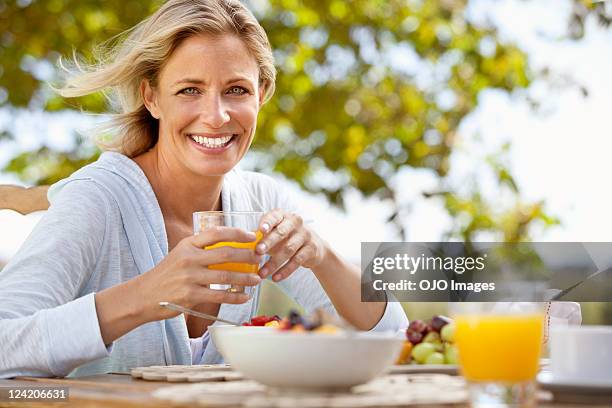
[258,86,265,106]
[141,79,161,119]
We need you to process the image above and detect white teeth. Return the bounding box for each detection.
[190,134,234,148]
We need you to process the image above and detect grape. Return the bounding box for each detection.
[422,332,441,344]
[444,343,458,364]
[408,319,428,334]
[425,352,445,365]
[411,342,436,363]
[423,332,443,352]
[406,330,423,345]
[430,315,452,332]
[440,323,456,343]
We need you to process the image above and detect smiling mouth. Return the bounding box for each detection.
[188,133,237,149]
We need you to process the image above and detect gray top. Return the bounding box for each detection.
[0,152,408,378]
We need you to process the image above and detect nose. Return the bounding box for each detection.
[199,93,230,129]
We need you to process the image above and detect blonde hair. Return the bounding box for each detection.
[58,0,276,157]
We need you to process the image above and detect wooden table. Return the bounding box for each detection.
[0,373,608,408]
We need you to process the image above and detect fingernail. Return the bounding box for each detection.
[259,267,268,278]
[257,243,266,253]
[273,274,281,282]
[262,223,270,233]
[247,231,257,240]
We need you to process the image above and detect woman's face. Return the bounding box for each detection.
[142,33,263,176]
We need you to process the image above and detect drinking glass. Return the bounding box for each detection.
[451,303,545,408]
[193,211,264,292]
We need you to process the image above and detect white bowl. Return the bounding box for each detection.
[209,325,404,391]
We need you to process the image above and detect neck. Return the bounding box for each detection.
[133,147,223,226]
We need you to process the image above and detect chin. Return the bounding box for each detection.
[187,159,238,177]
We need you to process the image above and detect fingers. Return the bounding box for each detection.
[271,245,316,282]
[196,268,262,287]
[258,208,285,236]
[257,212,303,255]
[191,226,258,248]
[195,286,252,305]
[259,233,305,278]
[268,257,301,282]
[198,245,264,266]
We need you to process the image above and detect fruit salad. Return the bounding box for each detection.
[396,315,458,365]
[244,310,340,334]
[241,315,281,327]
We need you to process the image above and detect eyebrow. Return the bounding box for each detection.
[172,77,255,87]
[173,78,205,87]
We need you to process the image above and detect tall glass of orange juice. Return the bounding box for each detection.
[452,303,545,408]
[193,211,265,292]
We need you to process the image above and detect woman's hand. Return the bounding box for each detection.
[255,209,329,282]
[134,226,263,322]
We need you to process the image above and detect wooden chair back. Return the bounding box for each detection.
[0,185,50,215]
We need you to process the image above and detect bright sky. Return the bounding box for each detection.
[461,0,612,242]
[1,0,611,264]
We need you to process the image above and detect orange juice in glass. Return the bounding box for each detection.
[193,211,265,291]
[452,303,544,408]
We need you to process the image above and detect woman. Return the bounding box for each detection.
[0,0,408,378]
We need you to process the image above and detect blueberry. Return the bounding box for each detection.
[302,320,321,331]
[288,310,303,327]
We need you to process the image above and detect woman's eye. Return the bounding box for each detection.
[227,86,248,95]
[179,87,200,95]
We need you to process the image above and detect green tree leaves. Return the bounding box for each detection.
[1,0,588,241]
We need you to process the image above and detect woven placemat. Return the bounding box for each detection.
[131,364,242,383]
[152,374,468,407]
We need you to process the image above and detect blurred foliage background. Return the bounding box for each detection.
[1,0,611,323]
